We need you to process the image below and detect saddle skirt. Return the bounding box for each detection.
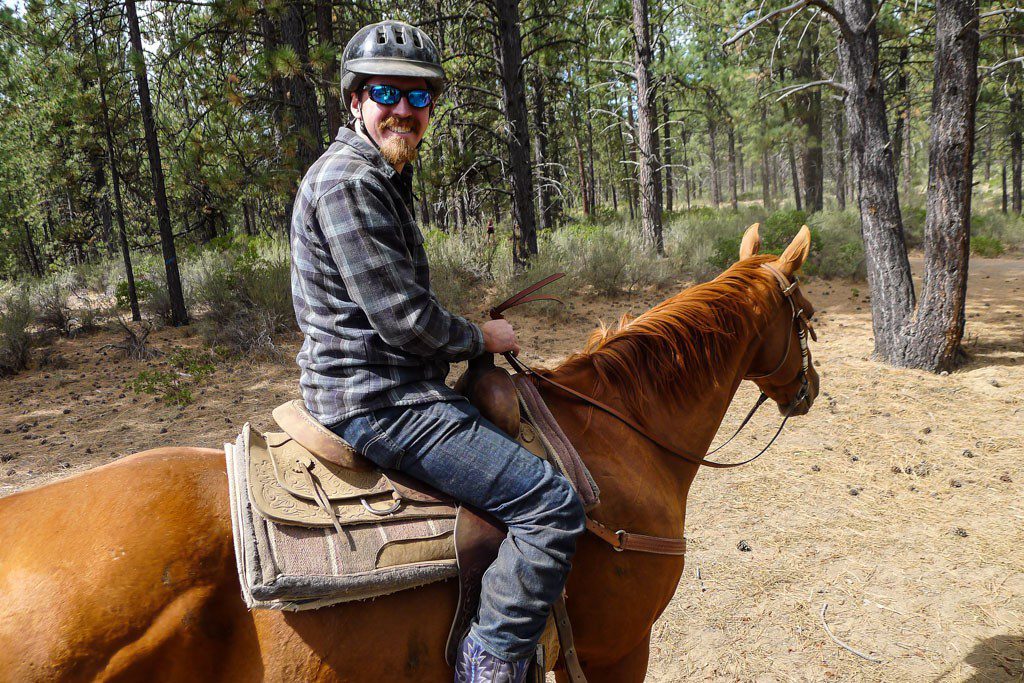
[224,371,598,612]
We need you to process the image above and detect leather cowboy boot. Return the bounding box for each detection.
[454,633,529,683]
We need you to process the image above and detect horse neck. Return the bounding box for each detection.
[540,284,773,528]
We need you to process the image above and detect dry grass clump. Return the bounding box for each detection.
[0,288,33,375]
[32,276,75,336]
[189,238,294,359]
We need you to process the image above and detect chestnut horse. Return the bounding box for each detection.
[0,225,818,682]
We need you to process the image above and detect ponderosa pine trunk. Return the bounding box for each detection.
[795,45,824,212]
[662,94,673,213]
[314,0,343,139]
[492,0,538,265]
[727,120,739,210]
[893,0,979,370]
[125,0,187,325]
[708,114,721,207]
[836,0,914,359]
[631,0,663,253]
[531,69,554,232]
[280,0,323,172]
[1010,90,1022,214]
[760,106,772,209]
[90,9,139,321]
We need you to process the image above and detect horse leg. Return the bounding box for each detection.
[554,633,651,683]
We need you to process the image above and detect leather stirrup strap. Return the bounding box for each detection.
[552,596,587,682]
[585,517,686,555]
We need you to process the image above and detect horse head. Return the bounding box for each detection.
[737,223,820,416]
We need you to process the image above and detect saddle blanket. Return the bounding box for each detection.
[225,425,458,611]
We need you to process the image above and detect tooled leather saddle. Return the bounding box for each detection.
[266,353,589,681]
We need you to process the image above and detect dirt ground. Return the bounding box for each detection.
[1,257,1021,682]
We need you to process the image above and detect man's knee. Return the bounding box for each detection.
[536,474,587,539]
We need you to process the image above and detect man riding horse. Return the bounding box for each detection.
[289,20,586,683]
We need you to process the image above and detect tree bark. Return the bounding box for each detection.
[836,0,914,359]
[707,114,721,207]
[125,0,187,325]
[835,107,847,210]
[632,0,664,253]
[90,8,140,321]
[680,122,691,210]
[314,0,343,139]
[760,106,772,209]
[795,45,824,212]
[727,119,739,210]
[492,0,538,265]
[531,69,553,231]
[895,0,979,370]
[662,93,673,213]
[1011,90,1022,214]
[280,0,323,173]
[582,40,597,217]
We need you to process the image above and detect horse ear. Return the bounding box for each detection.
[739,223,761,260]
[776,225,812,276]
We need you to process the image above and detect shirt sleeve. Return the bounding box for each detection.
[316,177,485,362]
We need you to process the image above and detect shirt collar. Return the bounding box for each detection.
[334,125,397,178]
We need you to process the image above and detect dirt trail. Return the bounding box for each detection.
[1,258,1021,682]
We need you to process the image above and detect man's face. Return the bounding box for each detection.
[350,75,433,170]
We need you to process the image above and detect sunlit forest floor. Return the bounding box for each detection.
[1,257,1021,681]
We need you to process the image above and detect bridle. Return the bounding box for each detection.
[491,264,817,471]
[742,263,817,407]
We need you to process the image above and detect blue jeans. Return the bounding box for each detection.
[331,398,586,662]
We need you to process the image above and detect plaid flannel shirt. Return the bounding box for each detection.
[291,127,485,427]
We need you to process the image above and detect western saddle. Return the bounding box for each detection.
[270,353,577,681]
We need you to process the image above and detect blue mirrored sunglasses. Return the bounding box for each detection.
[362,84,433,109]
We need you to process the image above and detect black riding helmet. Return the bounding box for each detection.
[341,21,445,106]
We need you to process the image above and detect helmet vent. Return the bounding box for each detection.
[375,26,387,44]
[394,26,406,44]
[412,31,423,48]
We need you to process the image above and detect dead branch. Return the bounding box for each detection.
[820,604,883,664]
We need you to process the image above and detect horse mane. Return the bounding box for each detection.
[541,255,780,414]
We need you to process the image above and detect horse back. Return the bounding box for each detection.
[0,447,257,682]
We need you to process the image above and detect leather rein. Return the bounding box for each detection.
[488,265,816,556]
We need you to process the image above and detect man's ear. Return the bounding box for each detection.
[349,92,362,120]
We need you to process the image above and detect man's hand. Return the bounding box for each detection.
[481,319,520,355]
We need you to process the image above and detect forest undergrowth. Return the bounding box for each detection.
[1,204,1022,388]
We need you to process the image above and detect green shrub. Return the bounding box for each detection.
[129,369,194,407]
[492,233,572,319]
[0,289,33,375]
[128,346,215,406]
[972,212,1024,250]
[168,347,216,383]
[971,235,1005,258]
[762,209,809,251]
[115,278,157,311]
